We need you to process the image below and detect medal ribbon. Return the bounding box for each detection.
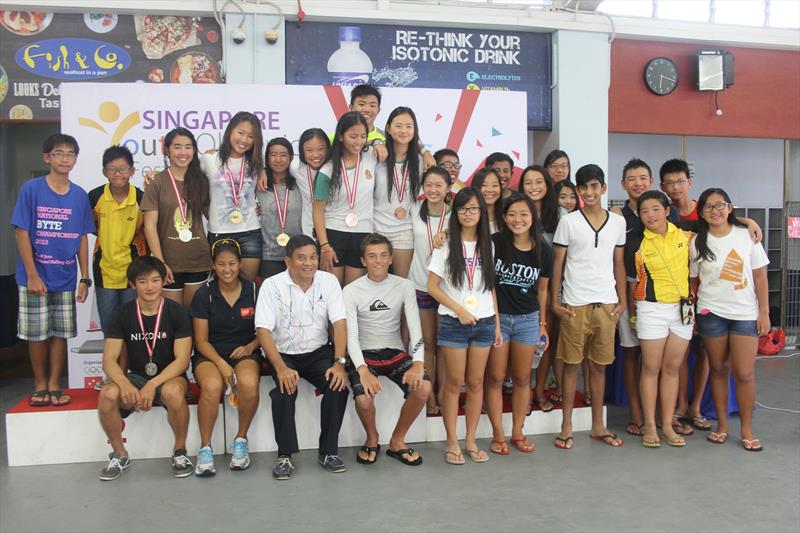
[462,242,479,292]
[340,153,361,210]
[166,168,187,223]
[136,298,164,365]
[226,158,246,207]
[392,161,409,203]
[426,205,448,252]
[272,184,290,231]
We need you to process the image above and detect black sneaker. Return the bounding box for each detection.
[99,452,130,481]
[272,455,294,480]
[172,449,194,478]
[318,453,347,473]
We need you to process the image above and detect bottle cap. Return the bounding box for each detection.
[339,26,361,42]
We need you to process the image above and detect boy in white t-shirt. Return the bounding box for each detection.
[551,164,627,450]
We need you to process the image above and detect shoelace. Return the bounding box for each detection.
[174,455,192,467]
[320,455,339,464]
[233,440,247,459]
[276,456,293,469]
[198,448,213,464]
[106,457,122,471]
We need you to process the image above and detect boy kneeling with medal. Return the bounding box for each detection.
[97,256,195,481]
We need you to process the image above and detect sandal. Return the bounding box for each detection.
[554,436,573,449]
[386,447,422,465]
[626,422,645,436]
[642,435,661,448]
[550,392,563,403]
[662,434,686,447]
[29,390,50,407]
[707,431,728,444]
[48,390,71,406]
[589,433,624,447]
[444,449,465,465]
[465,447,489,463]
[426,404,440,416]
[689,415,712,431]
[533,397,554,413]
[356,444,380,465]
[511,437,535,453]
[490,439,511,455]
[742,438,763,452]
[671,414,694,436]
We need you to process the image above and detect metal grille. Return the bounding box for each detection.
[785,201,800,347]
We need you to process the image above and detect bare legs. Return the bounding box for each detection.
[441,346,490,457]
[640,334,692,445]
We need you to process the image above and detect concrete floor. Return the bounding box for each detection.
[1,353,799,533]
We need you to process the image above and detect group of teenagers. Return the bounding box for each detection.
[12,84,770,483]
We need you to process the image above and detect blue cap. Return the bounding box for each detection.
[339,26,361,42]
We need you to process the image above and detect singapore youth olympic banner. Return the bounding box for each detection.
[60,82,527,388]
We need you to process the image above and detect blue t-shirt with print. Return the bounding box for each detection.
[12,176,95,292]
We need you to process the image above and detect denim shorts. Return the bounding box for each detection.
[207,229,263,259]
[95,287,136,334]
[499,311,540,345]
[437,315,495,348]
[697,311,758,339]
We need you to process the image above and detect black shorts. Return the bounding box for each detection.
[258,260,286,279]
[327,228,369,269]
[163,270,209,291]
[347,348,430,399]
[207,229,263,259]
[117,372,189,419]
[191,351,264,373]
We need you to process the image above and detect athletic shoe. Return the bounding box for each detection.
[229,438,251,471]
[272,455,294,480]
[194,445,216,477]
[99,452,130,481]
[172,449,194,478]
[318,453,347,473]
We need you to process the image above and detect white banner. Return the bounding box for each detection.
[60,82,528,387]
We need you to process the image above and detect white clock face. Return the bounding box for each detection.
[645,58,679,95]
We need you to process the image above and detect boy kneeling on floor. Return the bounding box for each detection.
[97,256,194,481]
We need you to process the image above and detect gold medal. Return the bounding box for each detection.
[463,293,478,310]
[229,209,244,224]
[276,232,290,246]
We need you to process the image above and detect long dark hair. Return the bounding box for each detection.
[497,192,545,267]
[694,188,747,263]
[298,128,330,168]
[219,111,264,176]
[518,165,558,234]
[544,149,571,182]
[385,107,421,202]
[163,127,207,218]
[555,180,578,212]
[471,167,504,232]
[327,111,368,200]
[446,187,495,290]
[265,137,296,191]
[419,166,452,223]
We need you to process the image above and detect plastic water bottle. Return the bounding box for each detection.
[327,26,373,86]
[532,335,547,369]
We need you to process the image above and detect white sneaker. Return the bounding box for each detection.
[194,445,216,477]
[229,438,251,470]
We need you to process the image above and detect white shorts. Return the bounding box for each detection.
[635,300,693,341]
[381,228,414,250]
[618,308,640,348]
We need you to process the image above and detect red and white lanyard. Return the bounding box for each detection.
[136,298,165,364]
[166,168,187,223]
[340,153,361,210]
[272,184,290,231]
[226,158,246,207]
[392,162,409,204]
[462,242,479,292]
[426,205,448,251]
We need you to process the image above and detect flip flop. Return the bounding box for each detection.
[356,444,380,465]
[671,414,694,436]
[554,436,573,449]
[490,439,511,455]
[511,437,535,453]
[742,438,763,452]
[626,422,645,436]
[29,390,50,407]
[386,447,422,465]
[48,390,71,406]
[707,431,728,444]
[533,397,554,413]
[465,447,489,463]
[662,434,686,447]
[590,433,624,447]
[445,449,465,465]
[550,392,563,403]
[642,436,661,448]
[690,415,712,431]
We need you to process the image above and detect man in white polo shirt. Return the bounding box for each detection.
[255,234,349,480]
[343,234,429,466]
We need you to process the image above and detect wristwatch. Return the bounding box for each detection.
[334,357,347,365]
[372,140,385,146]
[79,278,92,287]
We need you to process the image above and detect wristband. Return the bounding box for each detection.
[318,241,329,248]
[372,140,385,146]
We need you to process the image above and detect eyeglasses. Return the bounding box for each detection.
[702,202,730,213]
[457,206,481,215]
[48,151,77,160]
[440,162,462,170]
[547,163,569,170]
[662,178,688,188]
[105,166,134,176]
